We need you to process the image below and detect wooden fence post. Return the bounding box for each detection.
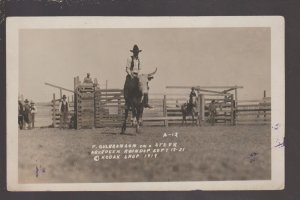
[74,77,76,90]
[235,86,238,108]
[52,93,56,127]
[197,94,201,126]
[118,97,121,115]
[73,77,77,129]
[200,94,205,123]
[163,95,168,127]
[263,90,266,121]
[230,94,234,125]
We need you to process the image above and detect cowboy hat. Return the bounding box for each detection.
[130,44,142,53]
[24,99,29,103]
[62,95,67,99]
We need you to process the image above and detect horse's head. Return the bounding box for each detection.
[138,68,157,94]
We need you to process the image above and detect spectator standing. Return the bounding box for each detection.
[23,99,32,129]
[58,95,69,129]
[30,101,37,128]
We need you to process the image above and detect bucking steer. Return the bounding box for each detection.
[121,68,157,134]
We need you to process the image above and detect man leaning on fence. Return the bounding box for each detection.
[59,95,69,129]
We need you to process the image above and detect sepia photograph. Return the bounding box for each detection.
[6,17,285,191]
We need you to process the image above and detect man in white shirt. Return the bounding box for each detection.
[58,95,69,129]
[124,44,152,109]
[30,101,37,128]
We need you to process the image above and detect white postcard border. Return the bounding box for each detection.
[7,16,285,191]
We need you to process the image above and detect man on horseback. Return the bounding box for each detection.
[124,44,152,110]
[181,87,199,126]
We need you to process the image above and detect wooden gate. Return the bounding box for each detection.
[95,89,131,127]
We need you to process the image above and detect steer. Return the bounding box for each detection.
[121,68,157,134]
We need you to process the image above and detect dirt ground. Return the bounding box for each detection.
[18,125,271,183]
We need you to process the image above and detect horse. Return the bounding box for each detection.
[181,95,200,126]
[121,68,157,134]
[23,102,32,129]
[18,101,24,129]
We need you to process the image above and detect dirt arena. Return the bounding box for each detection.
[18,125,271,183]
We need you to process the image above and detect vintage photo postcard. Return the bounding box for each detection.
[7,16,284,191]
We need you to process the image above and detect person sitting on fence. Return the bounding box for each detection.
[30,101,37,128]
[83,73,93,84]
[123,44,153,110]
[209,100,217,126]
[58,95,69,129]
[23,99,32,129]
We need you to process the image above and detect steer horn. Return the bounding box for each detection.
[148,68,157,77]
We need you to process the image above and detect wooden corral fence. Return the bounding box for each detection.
[74,76,132,129]
[203,93,236,125]
[48,81,271,128]
[94,89,132,128]
[161,86,240,126]
[235,97,271,125]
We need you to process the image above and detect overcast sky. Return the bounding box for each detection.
[19,28,270,102]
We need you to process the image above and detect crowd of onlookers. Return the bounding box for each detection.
[18,99,37,130]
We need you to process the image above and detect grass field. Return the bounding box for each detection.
[18,125,271,183]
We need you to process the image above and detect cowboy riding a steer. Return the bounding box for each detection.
[121,45,157,134]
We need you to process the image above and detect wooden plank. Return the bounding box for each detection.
[166,97,189,101]
[236,118,271,122]
[166,86,243,89]
[237,100,268,103]
[237,112,271,116]
[238,104,264,107]
[100,89,123,92]
[237,108,271,112]
[45,82,74,93]
[167,107,181,111]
